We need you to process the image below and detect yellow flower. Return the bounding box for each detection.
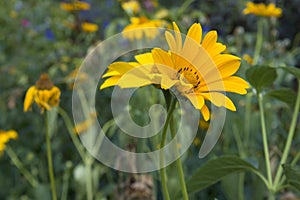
[101,22,249,121]
[0,130,18,155]
[243,2,282,17]
[122,16,167,40]
[121,0,141,15]
[60,1,90,11]
[24,74,61,113]
[81,22,99,33]
[243,54,253,65]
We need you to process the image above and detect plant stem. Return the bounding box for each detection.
[85,158,93,200]
[253,19,264,65]
[244,92,253,150]
[57,107,86,160]
[46,112,57,200]
[57,107,94,200]
[274,81,300,188]
[5,145,38,188]
[170,111,189,200]
[257,93,273,189]
[61,162,72,200]
[159,97,176,200]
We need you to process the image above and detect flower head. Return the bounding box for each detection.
[122,16,167,40]
[24,73,61,113]
[243,2,282,17]
[81,22,99,33]
[0,130,18,155]
[101,22,249,121]
[60,1,90,11]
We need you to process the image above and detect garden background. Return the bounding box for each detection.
[0,0,300,199]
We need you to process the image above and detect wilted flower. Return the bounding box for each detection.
[243,2,282,18]
[24,73,61,113]
[122,16,167,40]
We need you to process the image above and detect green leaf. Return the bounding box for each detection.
[246,66,277,92]
[187,156,262,193]
[283,165,300,192]
[280,66,300,79]
[266,88,297,107]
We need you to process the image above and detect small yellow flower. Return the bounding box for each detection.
[122,16,167,40]
[243,54,253,65]
[60,1,90,11]
[81,22,99,33]
[24,74,61,113]
[243,2,282,17]
[0,130,18,155]
[121,0,141,15]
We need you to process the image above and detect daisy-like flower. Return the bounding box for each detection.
[0,130,18,155]
[101,22,249,120]
[24,73,61,113]
[60,1,90,11]
[122,16,167,40]
[121,0,141,15]
[243,2,282,18]
[81,22,99,33]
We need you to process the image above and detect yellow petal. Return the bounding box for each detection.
[134,53,154,65]
[202,31,226,57]
[172,22,183,52]
[200,104,210,121]
[100,76,120,89]
[200,92,236,111]
[198,76,249,94]
[103,62,136,78]
[186,23,202,44]
[152,48,174,69]
[204,54,241,79]
[24,86,36,112]
[185,93,205,110]
[117,64,158,88]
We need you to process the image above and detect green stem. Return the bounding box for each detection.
[244,92,253,150]
[291,151,300,166]
[46,112,57,200]
[57,107,94,200]
[61,162,72,200]
[170,111,189,200]
[57,107,86,161]
[257,93,273,189]
[274,81,300,188]
[253,19,264,65]
[159,97,176,200]
[85,158,93,200]
[5,145,39,188]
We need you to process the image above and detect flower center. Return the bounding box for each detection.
[35,73,54,90]
[177,66,201,89]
